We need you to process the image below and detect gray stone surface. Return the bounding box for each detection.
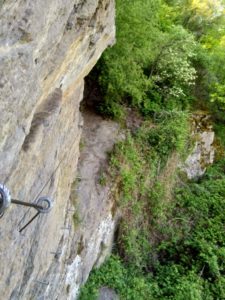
[0,1,115,299]
[98,287,119,300]
[182,113,215,179]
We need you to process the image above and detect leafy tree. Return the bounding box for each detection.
[148,26,197,111]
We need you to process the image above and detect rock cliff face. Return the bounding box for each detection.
[0,1,115,299]
[182,113,215,179]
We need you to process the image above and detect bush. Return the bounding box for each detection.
[79,255,155,300]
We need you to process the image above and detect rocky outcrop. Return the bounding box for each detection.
[98,287,119,300]
[182,113,215,179]
[0,1,115,299]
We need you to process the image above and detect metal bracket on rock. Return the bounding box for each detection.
[0,183,53,233]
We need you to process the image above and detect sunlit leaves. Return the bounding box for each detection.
[190,0,224,19]
[152,26,197,100]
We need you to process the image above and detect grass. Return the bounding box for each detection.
[101,111,190,270]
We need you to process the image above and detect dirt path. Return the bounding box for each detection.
[76,107,122,234]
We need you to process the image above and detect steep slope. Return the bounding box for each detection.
[0,1,115,299]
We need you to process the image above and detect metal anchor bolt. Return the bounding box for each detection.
[0,183,53,232]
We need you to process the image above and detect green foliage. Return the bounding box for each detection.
[141,111,189,159]
[202,27,225,116]
[92,0,225,119]
[107,111,189,270]
[210,83,225,108]
[79,255,155,300]
[172,0,225,115]
[97,0,198,118]
[97,0,160,117]
[214,122,225,149]
[80,159,225,300]
[149,26,197,107]
[171,0,225,38]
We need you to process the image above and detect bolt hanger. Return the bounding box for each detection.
[0,152,69,232]
[0,183,53,232]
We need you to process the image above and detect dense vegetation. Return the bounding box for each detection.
[80,156,225,299]
[95,0,225,119]
[79,0,225,299]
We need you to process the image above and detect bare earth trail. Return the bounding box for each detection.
[76,108,121,230]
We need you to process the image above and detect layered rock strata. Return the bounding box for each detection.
[0,1,115,299]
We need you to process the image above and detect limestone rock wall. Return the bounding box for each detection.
[182,113,215,179]
[0,1,115,299]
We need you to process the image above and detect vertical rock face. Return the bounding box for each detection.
[182,113,215,179]
[0,1,115,299]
